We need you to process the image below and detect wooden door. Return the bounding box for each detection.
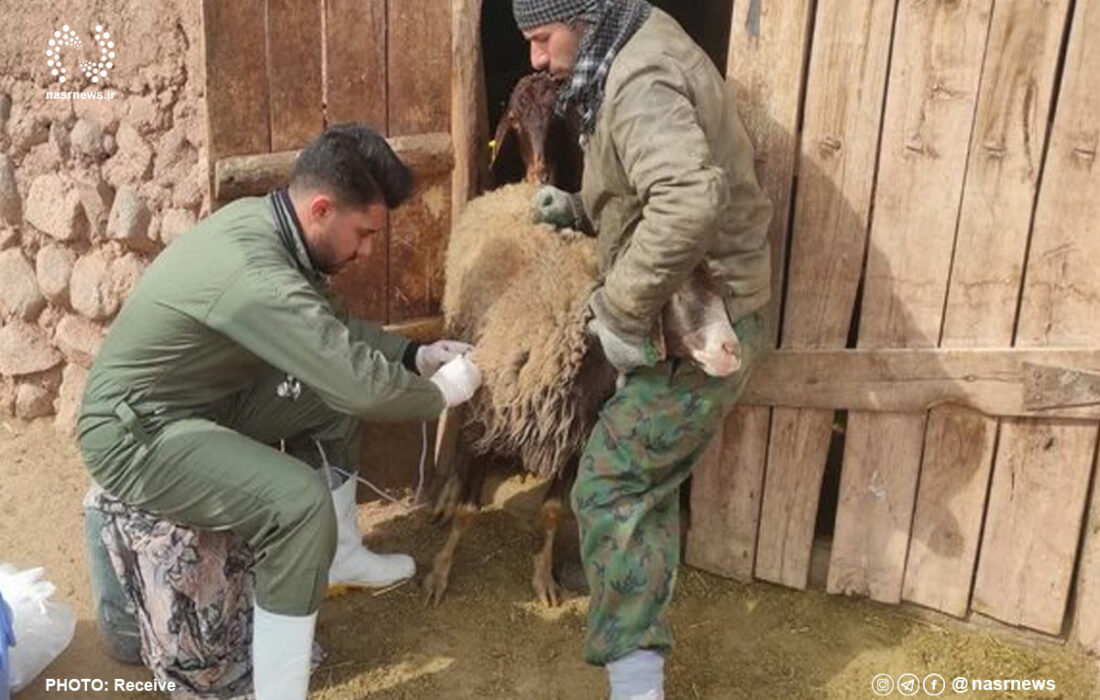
[202,0,477,493]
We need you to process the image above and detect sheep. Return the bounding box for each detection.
[489,72,583,191]
[422,75,742,608]
[425,182,604,607]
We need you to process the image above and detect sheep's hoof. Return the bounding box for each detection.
[421,566,451,607]
[430,475,460,524]
[532,554,563,607]
[422,546,455,607]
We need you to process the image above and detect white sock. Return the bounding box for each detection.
[607,649,665,700]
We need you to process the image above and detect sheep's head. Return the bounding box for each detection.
[490,72,583,191]
[664,266,743,377]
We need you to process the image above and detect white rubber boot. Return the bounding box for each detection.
[325,467,415,593]
[607,649,665,700]
[252,605,316,700]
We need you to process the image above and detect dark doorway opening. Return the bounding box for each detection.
[480,0,735,156]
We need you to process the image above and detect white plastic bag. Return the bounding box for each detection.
[0,564,76,693]
[2,588,14,699]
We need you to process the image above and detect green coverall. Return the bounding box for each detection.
[77,191,445,616]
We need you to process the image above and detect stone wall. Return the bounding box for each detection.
[0,0,207,431]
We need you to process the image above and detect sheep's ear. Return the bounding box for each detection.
[490,117,515,170]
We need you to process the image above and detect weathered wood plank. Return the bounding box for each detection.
[830,411,927,601]
[203,0,270,161]
[854,0,995,346]
[266,0,323,151]
[1012,7,1100,353]
[685,0,816,581]
[213,132,455,201]
[389,175,451,321]
[365,0,451,491]
[1073,447,1100,651]
[755,406,836,587]
[452,0,489,222]
[743,347,1100,419]
[387,2,451,137]
[388,2,452,322]
[754,0,897,591]
[903,405,997,616]
[905,0,1071,618]
[829,0,994,604]
[324,0,387,129]
[972,418,1097,634]
[214,150,298,201]
[324,0,389,322]
[686,407,771,581]
[939,0,1069,349]
[975,0,1100,637]
[725,0,814,327]
[386,133,456,174]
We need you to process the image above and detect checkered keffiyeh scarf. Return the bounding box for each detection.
[513,0,652,140]
[513,0,596,30]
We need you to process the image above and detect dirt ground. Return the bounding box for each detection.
[2,417,1098,700]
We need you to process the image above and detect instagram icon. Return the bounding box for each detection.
[871,673,894,696]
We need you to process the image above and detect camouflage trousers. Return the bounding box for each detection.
[572,311,767,666]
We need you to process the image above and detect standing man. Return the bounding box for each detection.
[77,124,481,699]
[513,2,773,698]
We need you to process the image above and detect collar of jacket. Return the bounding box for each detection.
[269,188,321,281]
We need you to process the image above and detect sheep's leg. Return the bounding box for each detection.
[531,501,563,607]
[423,435,485,606]
[434,405,463,478]
[422,503,477,607]
[430,472,461,524]
[531,468,573,607]
[430,404,465,522]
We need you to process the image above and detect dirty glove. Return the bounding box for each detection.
[429,354,482,407]
[586,316,662,375]
[416,340,474,377]
[531,185,585,229]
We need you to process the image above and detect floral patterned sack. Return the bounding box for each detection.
[83,487,255,700]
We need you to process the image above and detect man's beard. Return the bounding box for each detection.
[312,235,345,275]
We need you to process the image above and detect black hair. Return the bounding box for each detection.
[289,123,414,208]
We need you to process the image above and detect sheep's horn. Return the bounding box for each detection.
[490,115,515,170]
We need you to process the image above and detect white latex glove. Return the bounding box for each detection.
[429,354,482,407]
[416,340,474,376]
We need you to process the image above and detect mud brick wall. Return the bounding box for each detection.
[0,1,207,432]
